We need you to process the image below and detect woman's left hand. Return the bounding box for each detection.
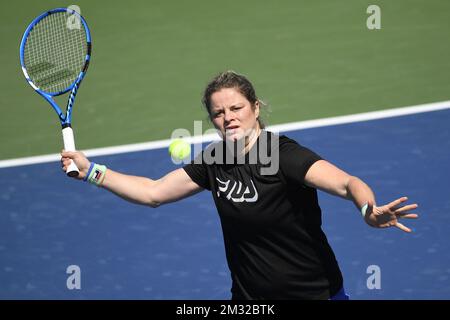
[365,197,419,232]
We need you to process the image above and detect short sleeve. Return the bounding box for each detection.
[279,136,322,185]
[183,151,211,190]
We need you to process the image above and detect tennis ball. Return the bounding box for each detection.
[169,139,191,160]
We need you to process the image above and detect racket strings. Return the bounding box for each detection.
[24,12,87,94]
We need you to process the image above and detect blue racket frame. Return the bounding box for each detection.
[19,7,92,128]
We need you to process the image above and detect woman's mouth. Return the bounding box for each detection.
[225,125,239,131]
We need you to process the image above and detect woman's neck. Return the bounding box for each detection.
[243,126,262,155]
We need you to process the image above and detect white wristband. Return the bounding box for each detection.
[360,203,369,218]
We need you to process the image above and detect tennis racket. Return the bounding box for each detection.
[19,8,92,177]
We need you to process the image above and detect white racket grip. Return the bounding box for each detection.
[62,127,80,177]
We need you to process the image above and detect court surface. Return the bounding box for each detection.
[1,107,449,299]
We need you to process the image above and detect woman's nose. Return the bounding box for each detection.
[224,109,235,123]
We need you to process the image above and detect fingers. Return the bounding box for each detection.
[395,222,412,233]
[394,203,419,220]
[60,150,74,168]
[61,149,78,158]
[369,196,418,233]
[387,196,408,209]
[60,157,72,172]
[394,203,418,213]
[397,213,419,219]
[60,149,88,179]
[61,159,72,167]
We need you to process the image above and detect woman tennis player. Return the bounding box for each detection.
[61,71,418,300]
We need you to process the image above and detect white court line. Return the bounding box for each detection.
[1,100,449,169]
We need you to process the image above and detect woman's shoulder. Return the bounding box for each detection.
[263,131,301,149]
[263,131,320,162]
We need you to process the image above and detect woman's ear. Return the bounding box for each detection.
[254,100,260,119]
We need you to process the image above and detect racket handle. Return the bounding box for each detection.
[62,127,80,177]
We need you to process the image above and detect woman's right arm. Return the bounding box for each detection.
[61,151,204,208]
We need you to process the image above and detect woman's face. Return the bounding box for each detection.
[209,88,260,142]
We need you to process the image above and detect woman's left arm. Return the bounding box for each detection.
[304,160,419,232]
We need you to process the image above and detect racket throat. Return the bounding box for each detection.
[59,113,67,123]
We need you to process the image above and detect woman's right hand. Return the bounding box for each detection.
[60,150,91,180]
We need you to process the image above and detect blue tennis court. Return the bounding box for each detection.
[1,108,449,299]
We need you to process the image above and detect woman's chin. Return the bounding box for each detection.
[225,133,243,142]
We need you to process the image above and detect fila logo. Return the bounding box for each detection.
[93,169,103,182]
[216,178,258,203]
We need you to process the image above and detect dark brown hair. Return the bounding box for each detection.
[202,70,266,129]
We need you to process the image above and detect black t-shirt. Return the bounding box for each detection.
[183,131,343,299]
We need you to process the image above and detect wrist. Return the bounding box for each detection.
[84,162,107,187]
[360,203,369,218]
[83,162,94,181]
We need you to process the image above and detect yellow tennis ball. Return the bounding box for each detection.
[169,139,191,160]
